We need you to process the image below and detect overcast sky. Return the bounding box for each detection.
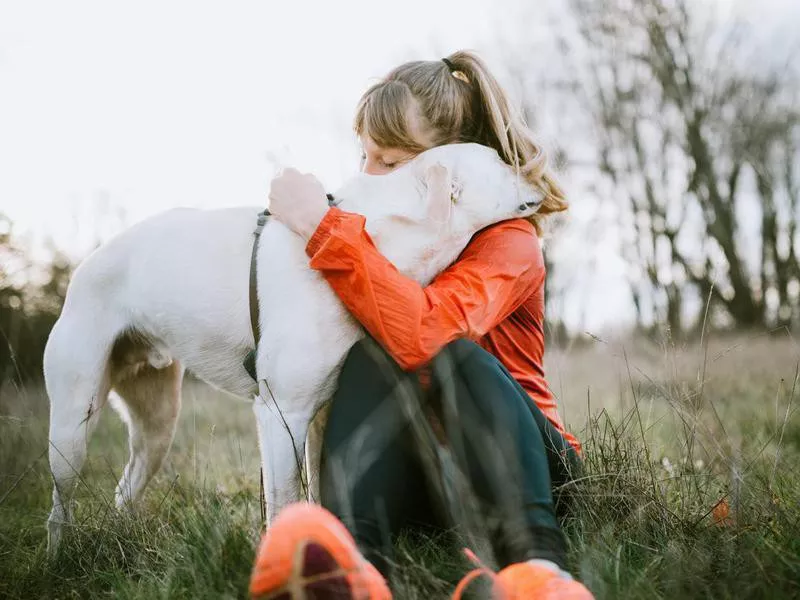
[1,0,797,333]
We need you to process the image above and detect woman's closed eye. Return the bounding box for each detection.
[359,136,420,175]
[362,153,396,168]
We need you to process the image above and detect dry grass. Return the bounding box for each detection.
[1,331,798,598]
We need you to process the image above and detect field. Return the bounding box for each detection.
[1,332,799,599]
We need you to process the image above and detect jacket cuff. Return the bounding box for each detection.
[305,207,344,257]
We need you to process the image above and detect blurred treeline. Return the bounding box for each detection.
[540,0,800,334]
[1,0,798,386]
[0,213,74,386]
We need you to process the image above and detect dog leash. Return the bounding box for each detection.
[246,207,271,527]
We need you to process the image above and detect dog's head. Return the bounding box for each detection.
[333,143,543,283]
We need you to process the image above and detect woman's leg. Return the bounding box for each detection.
[319,337,443,578]
[429,339,579,571]
[319,336,579,574]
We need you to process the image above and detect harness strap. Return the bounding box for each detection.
[244,194,337,382]
[249,208,271,345]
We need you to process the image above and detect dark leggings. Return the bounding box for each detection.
[319,337,580,578]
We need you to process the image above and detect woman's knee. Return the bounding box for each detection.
[324,336,420,453]
[437,339,500,377]
[434,339,508,405]
[429,340,519,435]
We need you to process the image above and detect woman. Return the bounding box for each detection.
[249,51,592,600]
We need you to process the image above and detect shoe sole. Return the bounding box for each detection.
[255,539,357,600]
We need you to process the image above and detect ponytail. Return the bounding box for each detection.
[444,51,568,234]
[354,50,568,235]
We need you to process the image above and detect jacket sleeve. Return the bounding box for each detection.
[305,206,544,371]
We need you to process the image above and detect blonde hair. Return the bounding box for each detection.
[354,50,567,234]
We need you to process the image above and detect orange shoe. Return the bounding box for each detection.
[249,502,392,599]
[452,550,593,599]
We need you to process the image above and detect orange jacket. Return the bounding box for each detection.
[306,206,581,454]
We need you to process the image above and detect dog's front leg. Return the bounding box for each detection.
[252,387,311,527]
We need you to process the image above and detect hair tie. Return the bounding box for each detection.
[442,58,470,84]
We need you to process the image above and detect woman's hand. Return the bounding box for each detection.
[268,168,330,241]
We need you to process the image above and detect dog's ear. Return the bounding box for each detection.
[424,162,453,224]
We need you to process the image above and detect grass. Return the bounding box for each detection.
[1,331,799,598]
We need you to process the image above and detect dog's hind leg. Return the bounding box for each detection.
[111,359,184,510]
[43,315,115,558]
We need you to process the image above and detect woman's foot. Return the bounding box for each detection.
[249,502,391,599]
[452,550,594,599]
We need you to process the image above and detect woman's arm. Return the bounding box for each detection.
[306,206,544,371]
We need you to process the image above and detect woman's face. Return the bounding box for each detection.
[359,135,419,176]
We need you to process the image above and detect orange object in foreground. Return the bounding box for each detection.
[249,503,390,599]
[306,207,581,454]
[712,498,733,526]
[451,548,595,599]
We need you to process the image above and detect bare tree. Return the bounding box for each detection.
[564,0,800,333]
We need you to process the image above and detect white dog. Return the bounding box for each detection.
[43,142,542,555]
